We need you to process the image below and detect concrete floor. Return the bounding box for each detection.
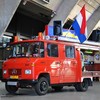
[0,81,100,100]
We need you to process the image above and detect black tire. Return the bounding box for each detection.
[5,83,18,94]
[75,79,88,92]
[35,77,49,95]
[52,86,63,91]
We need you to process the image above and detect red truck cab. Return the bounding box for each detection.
[2,35,93,95]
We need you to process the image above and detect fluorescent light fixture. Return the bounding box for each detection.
[85,50,93,54]
[3,35,12,39]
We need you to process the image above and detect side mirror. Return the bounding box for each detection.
[76,48,80,51]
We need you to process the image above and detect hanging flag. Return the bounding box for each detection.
[72,5,87,43]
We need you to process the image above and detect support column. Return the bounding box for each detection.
[0,0,21,36]
[48,0,78,26]
[87,6,100,38]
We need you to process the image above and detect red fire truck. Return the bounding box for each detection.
[2,33,94,95]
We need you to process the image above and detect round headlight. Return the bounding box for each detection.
[25,70,31,74]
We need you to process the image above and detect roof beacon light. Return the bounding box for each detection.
[14,36,19,42]
[38,32,43,40]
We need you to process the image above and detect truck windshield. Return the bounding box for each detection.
[8,42,44,58]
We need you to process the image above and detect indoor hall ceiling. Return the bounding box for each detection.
[18,0,100,29]
[17,0,53,23]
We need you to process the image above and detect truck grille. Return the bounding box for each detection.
[9,69,21,75]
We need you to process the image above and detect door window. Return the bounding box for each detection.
[47,43,58,57]
[65,46,75,58]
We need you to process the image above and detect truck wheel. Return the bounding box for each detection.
[5,83,18,94]
[35,77,49,95]
[52,86,63,91]
[75,79,88,92]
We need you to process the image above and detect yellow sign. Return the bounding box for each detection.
[62,32,78,39]
[10,75,19,79]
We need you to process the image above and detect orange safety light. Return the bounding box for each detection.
[38,32,43,40]
[14,36,19,42]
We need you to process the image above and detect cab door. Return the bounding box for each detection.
[47,43,61,84]
[63,45,77,83]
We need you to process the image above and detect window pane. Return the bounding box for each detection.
[9,42,44,58]
[47,43,58,57]
[65,46,75,58]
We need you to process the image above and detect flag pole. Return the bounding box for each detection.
[87,31,92,40]
[68,25,72,31]
[64,25,72,37]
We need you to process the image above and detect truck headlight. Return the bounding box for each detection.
[25,70,31,74]
[3,70,7,74]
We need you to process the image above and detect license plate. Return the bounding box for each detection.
[7,81,17,86]
[10,75,19,79]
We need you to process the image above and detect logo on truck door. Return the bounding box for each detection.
[50,61,61,68]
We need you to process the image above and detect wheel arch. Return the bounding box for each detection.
[38,73,50,85]
[82,77,93,86]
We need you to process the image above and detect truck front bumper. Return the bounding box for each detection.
[2,79,38,87]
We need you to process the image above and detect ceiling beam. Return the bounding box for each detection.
[0,0,21,36]
[48,0,78,26]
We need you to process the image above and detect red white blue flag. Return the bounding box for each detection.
[72,5,87,43]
